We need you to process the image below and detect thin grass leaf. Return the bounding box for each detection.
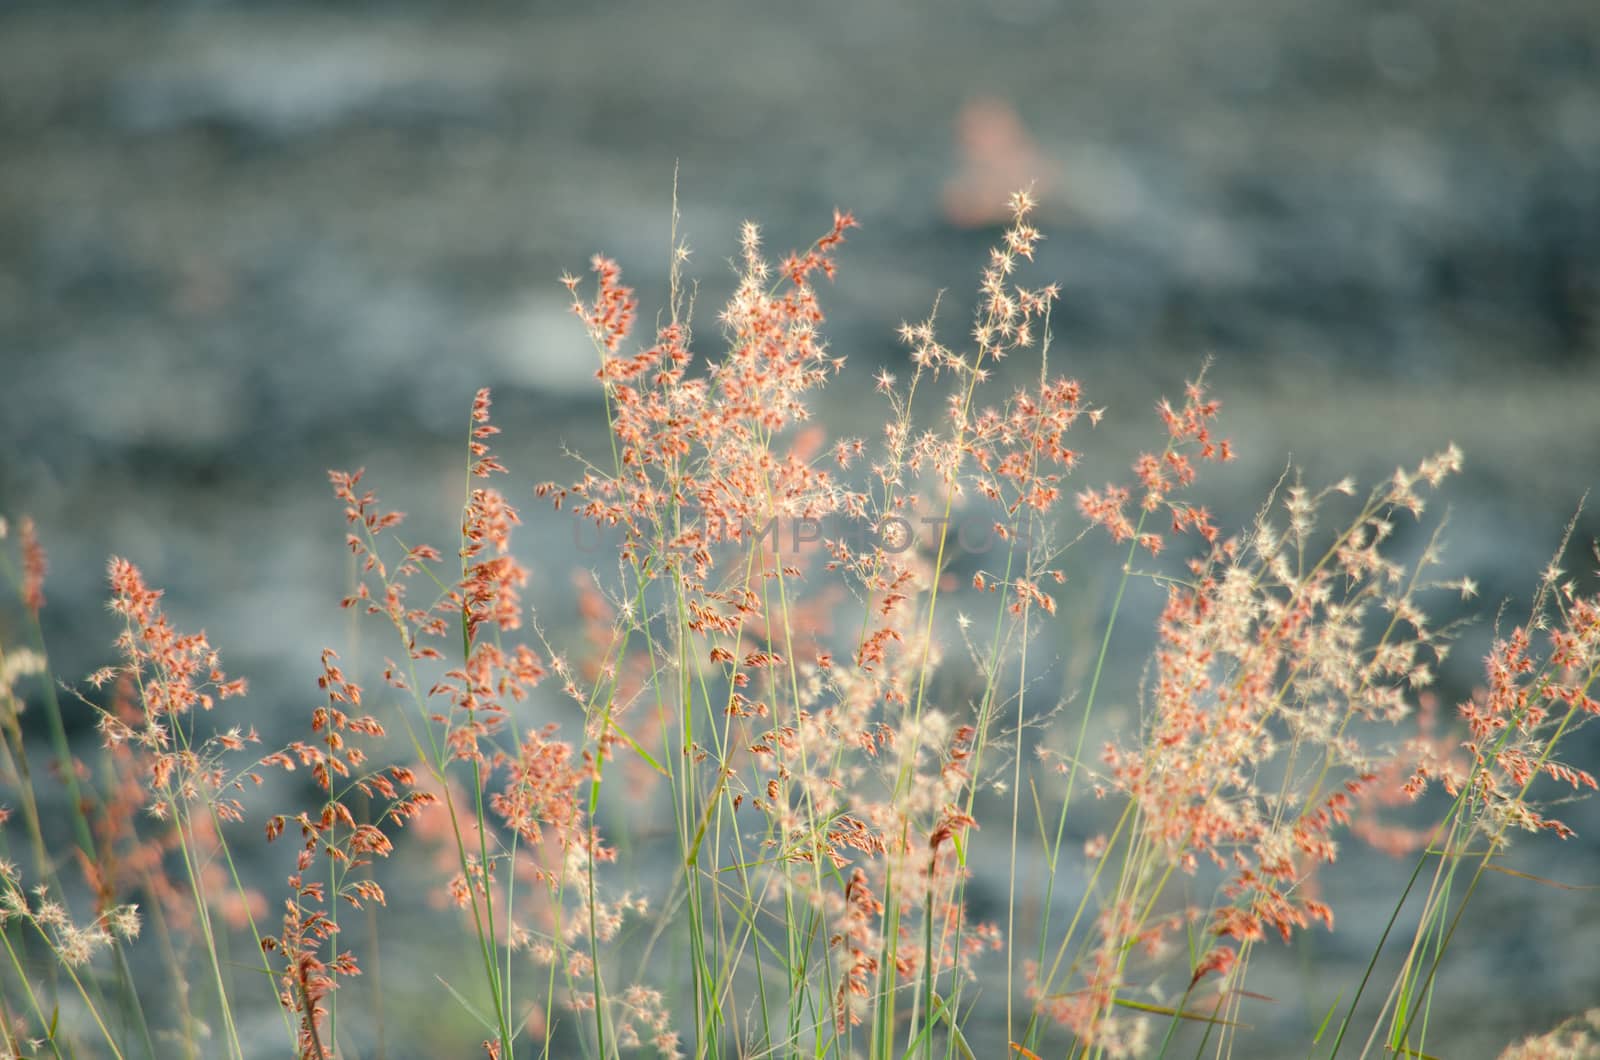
[606,716,668,777]
[1385,1045,1445,1060]
[1313,993,1342,1044]
[1111,997,1250,1029]
[1477,863,1597,890]
[434,974,499,1034]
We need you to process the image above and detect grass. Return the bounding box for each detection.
[1,190,1598,1060]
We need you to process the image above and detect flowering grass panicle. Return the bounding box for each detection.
[93,557,253,819]
[1499,1009,1600,1060]
[259,649,433,1060]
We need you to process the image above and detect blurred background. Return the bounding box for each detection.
[2,1,1599,1056]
